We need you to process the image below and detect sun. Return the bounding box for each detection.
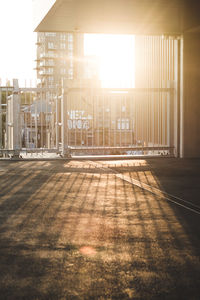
[84,34,135,88]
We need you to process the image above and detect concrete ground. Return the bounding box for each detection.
[0,158,199,300]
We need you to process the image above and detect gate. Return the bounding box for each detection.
[61,85,175,156]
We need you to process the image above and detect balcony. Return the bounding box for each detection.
[40,62,55,67]
[40,53,57,59]
[39,70,54,76]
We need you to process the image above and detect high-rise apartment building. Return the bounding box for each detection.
[35,32,84,88]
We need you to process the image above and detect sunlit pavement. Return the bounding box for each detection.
[0,158,199,299]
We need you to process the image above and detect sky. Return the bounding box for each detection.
[0,0,37,86]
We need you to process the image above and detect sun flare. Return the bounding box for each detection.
[84,34,135,88]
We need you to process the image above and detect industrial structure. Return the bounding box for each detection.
[32,0,200,158]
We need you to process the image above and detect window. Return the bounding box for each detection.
[61,59,67,65]
[68,69,73,79]
[48,68,53,74]
[60,43,66,50]
[48,42,55,49]
[68,43,73,50]
[47,51,57,58]
[48,76,54,82]
[68,34,73,42]
[60,33,66,40]
[122,106,126,112]
[61,68,66,74]
[117,118,129,130]
[45,32,56,37]
[48,59,54,66]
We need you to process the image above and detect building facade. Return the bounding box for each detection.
[36,32,74,88]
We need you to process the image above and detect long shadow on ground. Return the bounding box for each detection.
[0,159,199,299]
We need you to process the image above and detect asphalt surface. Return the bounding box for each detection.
[0,158,199,299]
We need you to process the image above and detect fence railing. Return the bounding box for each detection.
[61,87,175,156]
[0,81,176,158]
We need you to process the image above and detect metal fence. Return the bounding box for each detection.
[0,81,176,158]
[0,80,60,157]
[61,85,175,156]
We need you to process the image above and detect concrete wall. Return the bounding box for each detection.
[181,33,200,157]
[183,0,200,32]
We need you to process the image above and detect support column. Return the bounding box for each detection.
[181,33,200,157]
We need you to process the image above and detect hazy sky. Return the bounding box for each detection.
[0,0,36,85]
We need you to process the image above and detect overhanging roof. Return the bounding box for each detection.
[33,0,200,35]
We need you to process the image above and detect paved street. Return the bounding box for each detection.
[0,158,199,299]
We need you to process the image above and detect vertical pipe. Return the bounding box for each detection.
[55,96,58,149]
[97,95,100,147]
[35,96,38,149]
[30,92,33,148]
[61,82,67,156]
[120,95,122,147]
[80,92,83,148]
[135,92,138,147]
[19,92,22,150]
[46,91,48,148]
[130,94,133,147]
[75,92,77,148]
[5,88,8,149]
[0,89,2,149]
[109,95,111,147]
[174,38,181,157]
[92,90,94,147]
[124,94,127,147]
[114,95,116,148]
[103,92,105,149]
[160,37,164,146]
[167,81,170,147]
[40,92,43,148]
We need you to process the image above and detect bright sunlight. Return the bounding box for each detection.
[84,34,135,88]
